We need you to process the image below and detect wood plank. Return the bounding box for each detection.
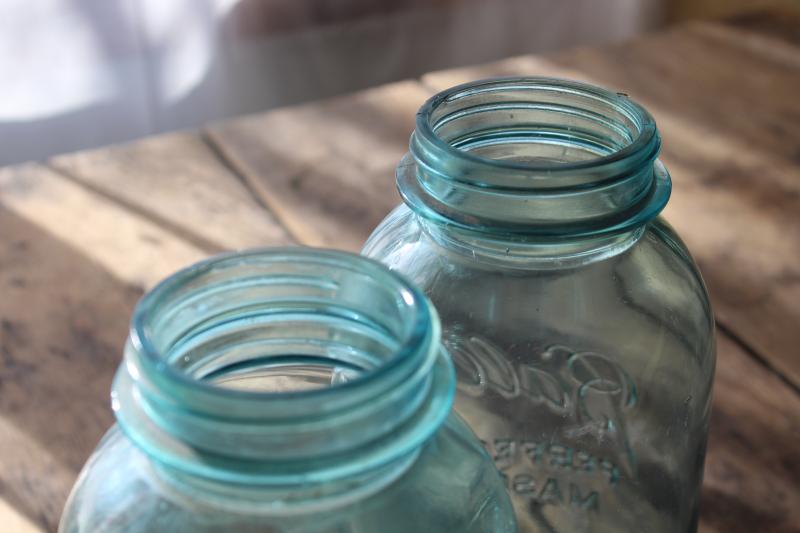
[0,496,43,533]
[0,164,209,530]
[0,164,207,289]
[206,81,433,251]
[49,132,293,252]
[421,21,800,388]
[726,9,800,49]
[692,18,800,71]
[701,332,800,533]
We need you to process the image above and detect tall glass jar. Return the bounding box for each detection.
[59,249,516,532]
[363,78,716,532]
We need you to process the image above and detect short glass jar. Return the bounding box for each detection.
[363,78,716,532]
[59,249,516,532]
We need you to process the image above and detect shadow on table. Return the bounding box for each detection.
[0,206,142,531]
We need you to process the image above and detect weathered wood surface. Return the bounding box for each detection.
[49,132,293,253]
[207,80,431,251]
[0,164,204,532]
[727,9,800,48]
[704,334,800,533]
[0,11,798,533]
[0,157,289,531]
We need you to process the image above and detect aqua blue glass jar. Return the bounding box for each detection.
[363,78,716,532]
[59,249,516,532]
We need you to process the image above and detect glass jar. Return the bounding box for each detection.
[59,249,516,532]
[363,78,715,532]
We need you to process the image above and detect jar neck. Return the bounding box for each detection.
[419,217,648,268]
[112,249,453,497]
[399,77,671,240]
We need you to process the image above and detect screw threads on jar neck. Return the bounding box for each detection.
[113,249,453,488]
[400,77,671,239]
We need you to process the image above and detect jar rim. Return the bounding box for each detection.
[117,248,454,483]
[129,247,434,403]
[402,76,670,237]
[414,76,659,179]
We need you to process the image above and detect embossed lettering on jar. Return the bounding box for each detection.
[363,78,716,532]
[58,249,516,532]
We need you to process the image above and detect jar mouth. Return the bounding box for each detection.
[115,248,453,484]
[403,77,670,237]
[414,77,658,185]
[129,247,431,402]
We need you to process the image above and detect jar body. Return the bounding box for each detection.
[61,410,514,532]
[364,206,715,532]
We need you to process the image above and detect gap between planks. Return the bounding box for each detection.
[717,321,800,396]
[45,163,226,256]
[202,127,322,247]
[197,130,301,246]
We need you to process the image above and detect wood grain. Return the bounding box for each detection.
[0,164,214,530]
[0,164,207,289]
[701,333,800,533]
[727,9,800,48]
[422,20,800,389]
[206,80,432,251]
[50,132,293,253]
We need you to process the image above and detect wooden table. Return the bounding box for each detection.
[1,10,798,533]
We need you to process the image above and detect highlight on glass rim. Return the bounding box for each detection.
[2,2,796,532]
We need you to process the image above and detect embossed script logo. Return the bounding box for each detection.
[445,331,637,449]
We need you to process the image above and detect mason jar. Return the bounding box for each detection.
[59,249,516,532]
[363,78,715,532]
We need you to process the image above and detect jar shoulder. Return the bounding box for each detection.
[59,421,514,533]
[367,208,711,319]
[365,208,715,366]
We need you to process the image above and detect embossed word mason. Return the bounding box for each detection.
[491,440,622,487]
[486,438,624,513]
